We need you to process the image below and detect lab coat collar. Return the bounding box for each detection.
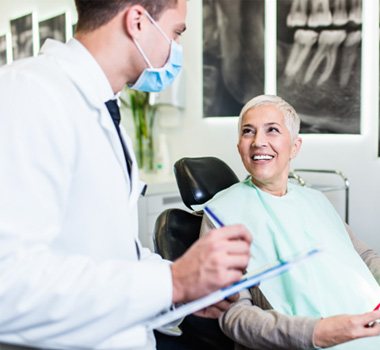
[41,38,115,104]
[41,39,141,203]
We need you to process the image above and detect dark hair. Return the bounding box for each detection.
[74,0,178,33]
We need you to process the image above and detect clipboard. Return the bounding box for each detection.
[146,248,320,331]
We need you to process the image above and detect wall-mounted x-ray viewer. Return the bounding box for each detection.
[202,0,362,136]
[277,0,362,134]
[0,33,7,66]
[10,12,38,62]
[39,10,73,48]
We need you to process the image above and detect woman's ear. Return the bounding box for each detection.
[124,5,146,39]
[290,136,302,159]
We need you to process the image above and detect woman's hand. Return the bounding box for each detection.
[313,311,380,348]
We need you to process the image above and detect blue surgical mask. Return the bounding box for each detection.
[129,11,183,93]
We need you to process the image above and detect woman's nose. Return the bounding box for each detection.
[251,131,267,147]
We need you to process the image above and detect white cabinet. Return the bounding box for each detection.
[138,176,188,251]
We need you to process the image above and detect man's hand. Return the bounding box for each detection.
[194,294,239,318]
[313,311,380,348]
[171,225,251,304]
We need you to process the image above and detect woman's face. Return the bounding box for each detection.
[237,104,302,194]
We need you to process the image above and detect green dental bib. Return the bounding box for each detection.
[204,179,380,349]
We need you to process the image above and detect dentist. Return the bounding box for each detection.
[0,1,251,349]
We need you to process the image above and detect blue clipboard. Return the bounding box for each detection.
[146,248,320,331]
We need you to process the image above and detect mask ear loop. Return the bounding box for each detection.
[144,10,171,45]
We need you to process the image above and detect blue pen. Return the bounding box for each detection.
[204,206,224,228]
[204,206,250,289]
[205,206,268,275]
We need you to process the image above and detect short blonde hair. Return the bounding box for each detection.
[238,95,300,140]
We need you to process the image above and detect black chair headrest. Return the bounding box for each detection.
[174,157,239,210]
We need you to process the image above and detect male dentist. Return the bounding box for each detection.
[0,0,251,349]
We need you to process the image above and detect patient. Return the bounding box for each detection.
[200,95,380,349]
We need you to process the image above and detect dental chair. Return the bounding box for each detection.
[153,156,239,350]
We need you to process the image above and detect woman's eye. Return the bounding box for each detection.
[242,128,254,135]
[268,127,280,133]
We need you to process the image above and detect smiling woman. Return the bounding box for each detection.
[237,95,302,196]
[199,95,380,350]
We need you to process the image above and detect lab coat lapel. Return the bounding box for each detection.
[119,127,141,204]
[97,109,144,206]
[44,39,134,192]
[98,107,133,187]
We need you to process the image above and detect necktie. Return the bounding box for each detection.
[105,99,140,260]
[105,99,133,178]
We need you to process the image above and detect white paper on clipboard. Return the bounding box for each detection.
[145,248,320,331]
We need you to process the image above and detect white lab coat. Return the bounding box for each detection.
[0,39,172,349]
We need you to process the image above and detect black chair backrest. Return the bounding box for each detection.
[154,209,202,261]
[153,157,238,350]
[153,208,234,350]
[154,157,239,350]
[174,157,239,209]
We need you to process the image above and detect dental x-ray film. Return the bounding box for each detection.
[277,0,362,134]
[203,0,265,117]
[203,0,362,134]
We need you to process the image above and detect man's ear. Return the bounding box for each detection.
[124,5,146,39]
[290,136,302,159]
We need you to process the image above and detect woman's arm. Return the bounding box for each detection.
[202,216,380,349]
[199,213,214,237]
[346,224,380,284]
[220,289,318,350]
[220,289,380,350]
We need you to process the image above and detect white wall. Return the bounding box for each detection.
[1,0,379,252]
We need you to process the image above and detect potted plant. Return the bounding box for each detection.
[120,89,158,172]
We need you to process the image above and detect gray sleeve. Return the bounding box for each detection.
[219,289,319,350]
[199,213,215,237]
[346,224,380,284]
